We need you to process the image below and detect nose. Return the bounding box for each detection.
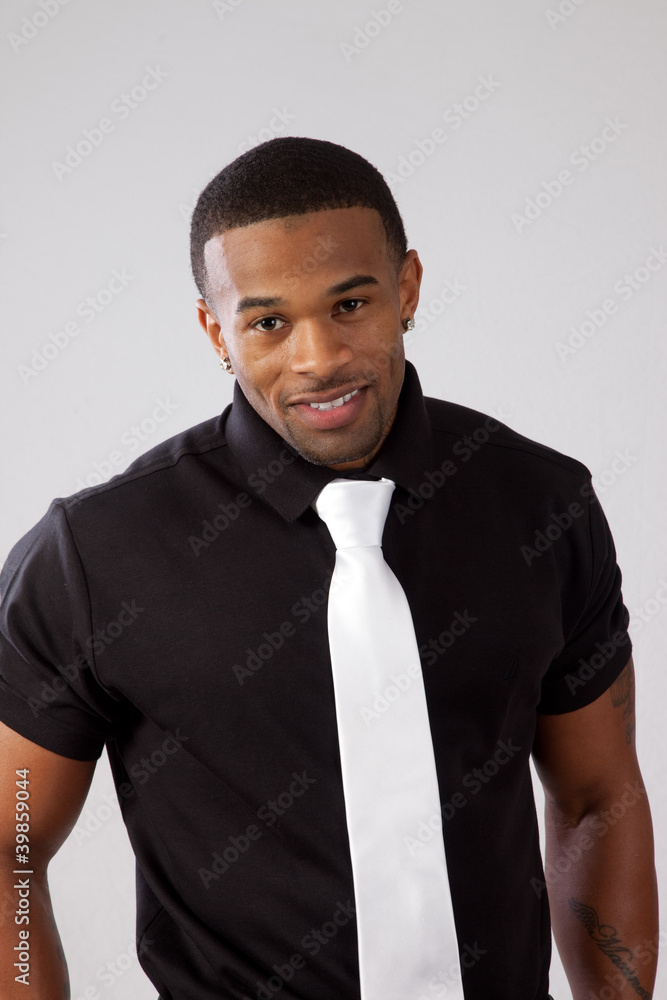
[289,318,354,377]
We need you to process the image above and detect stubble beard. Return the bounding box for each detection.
[280,388,388,467]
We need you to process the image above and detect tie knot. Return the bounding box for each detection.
[311,477,396,550]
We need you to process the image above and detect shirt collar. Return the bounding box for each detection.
[223,359,434,522]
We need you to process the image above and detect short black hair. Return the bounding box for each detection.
[189,136,408,304]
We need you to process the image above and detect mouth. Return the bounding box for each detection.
[305,387,360,410]
[289,382,367,406]
[290,385,369,429]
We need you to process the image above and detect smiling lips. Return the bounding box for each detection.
[291,385,369,429]
[307,388,359,410]
[289,381,367,406]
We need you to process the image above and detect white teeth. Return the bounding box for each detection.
[309,388,359,410]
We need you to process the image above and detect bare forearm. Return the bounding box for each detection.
[544,792,659,1000]
[0,863,70,999]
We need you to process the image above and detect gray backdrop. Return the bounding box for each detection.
[1,1,665,996]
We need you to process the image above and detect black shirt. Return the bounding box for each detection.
[0,360,631,1000]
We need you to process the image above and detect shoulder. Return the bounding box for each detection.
[1,410,236,591]
[60,409,231,517]
[423,394,592,487]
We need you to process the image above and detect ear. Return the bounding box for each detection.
[196,298,228,359]
[397,250,422,324]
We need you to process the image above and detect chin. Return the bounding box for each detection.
[289,437,377,468]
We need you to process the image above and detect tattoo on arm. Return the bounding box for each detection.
[568,898,651,999]
[610,660,636,745]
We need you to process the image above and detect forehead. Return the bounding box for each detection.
[203,206,390,302]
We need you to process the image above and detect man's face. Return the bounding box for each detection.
[197,206,422,470]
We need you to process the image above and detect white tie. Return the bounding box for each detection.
[311,477,463,1000]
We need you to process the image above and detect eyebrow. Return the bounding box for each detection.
[235,274,381,314]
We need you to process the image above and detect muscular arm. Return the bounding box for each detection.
[0,721,96,999]
[532,654,659,999]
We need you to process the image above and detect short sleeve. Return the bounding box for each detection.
[536,478,632,714]
[0,501,120,759]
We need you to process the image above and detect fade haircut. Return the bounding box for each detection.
[189,136,408,305]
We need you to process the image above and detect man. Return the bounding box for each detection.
[0,137,657,1000]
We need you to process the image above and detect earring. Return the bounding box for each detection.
[219,356,234,373]
[403,317,415,332]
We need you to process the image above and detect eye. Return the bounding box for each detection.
[337,298,365,313]
[251,316,287,332]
